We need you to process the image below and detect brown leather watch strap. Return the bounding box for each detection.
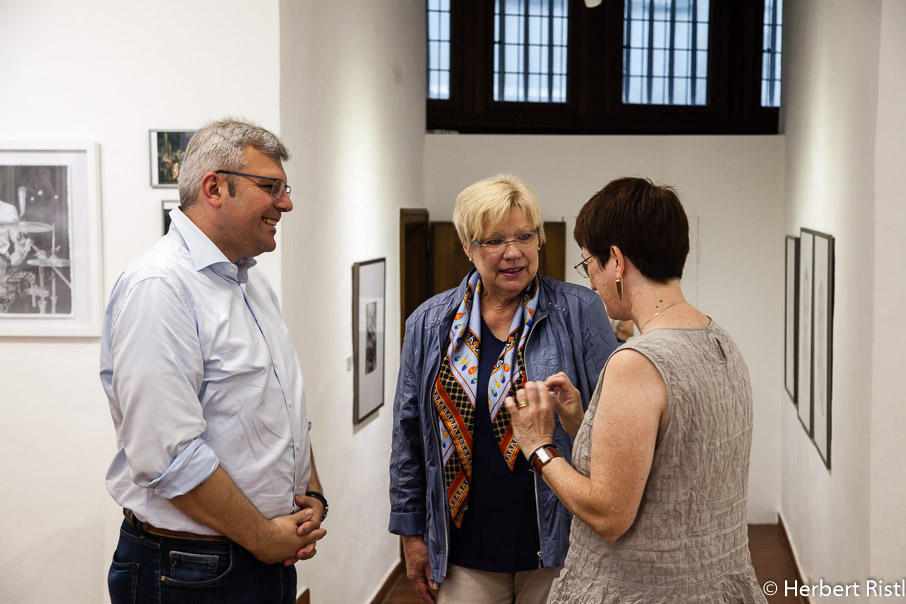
[529,445,562,473]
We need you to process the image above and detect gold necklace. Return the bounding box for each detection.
[640,300,685,332]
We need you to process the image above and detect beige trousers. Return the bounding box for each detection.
[437,564,562,604]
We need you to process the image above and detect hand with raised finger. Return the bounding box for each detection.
[544,372,585,436]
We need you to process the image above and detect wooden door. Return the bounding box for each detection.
[399,209,430,341]
[430,221,566,295]
[400,209,567,337]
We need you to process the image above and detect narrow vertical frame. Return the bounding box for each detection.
[811,231,834,469]
[796,229,814,436]
[784,235,799,404]
[352,258,386,425]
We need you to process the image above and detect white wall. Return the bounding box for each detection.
[0,0,282,601]
[279,0,425,602]
[780,0,898,591]
[424,134,785,523]
[870,0,906,586]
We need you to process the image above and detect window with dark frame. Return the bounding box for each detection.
[622,0,710,106]
[426,0,780,135]
[493,0,569,103]
[761,0,782,107]
[427,0,452,100]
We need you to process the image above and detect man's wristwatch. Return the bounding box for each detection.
[528,444,562,473]
[306,490,328,521]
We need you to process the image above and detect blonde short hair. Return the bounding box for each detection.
[452,174,546,246]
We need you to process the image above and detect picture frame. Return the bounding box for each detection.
[150,130,194,188]
[0,142,103,337]
[811,230,834,468]
[784,235,799,404]
[796,229,814,436]
[162,200,179,235]
[352,258,386,424]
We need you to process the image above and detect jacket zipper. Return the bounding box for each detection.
[524,311,548,568]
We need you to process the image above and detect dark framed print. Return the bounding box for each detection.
[811,230,834,468]
[150,130,195,188]
[0,142,103,336]
[162,200,178,235]
[797,229,814,436]
[352,258,386,424]
[784,236,799,404]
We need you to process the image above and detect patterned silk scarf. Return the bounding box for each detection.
[433,271,541,527]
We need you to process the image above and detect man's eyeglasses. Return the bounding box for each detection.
[471,231,540,255]
[215,170,291,200]
[574,255,592,278]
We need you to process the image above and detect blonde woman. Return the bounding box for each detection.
[389,174,617,603]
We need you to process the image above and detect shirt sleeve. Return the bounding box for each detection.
[108,275,219,498]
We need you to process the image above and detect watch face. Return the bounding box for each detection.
[536,447,553,464]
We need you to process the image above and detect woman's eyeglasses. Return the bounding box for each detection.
[471,231,539,255]
[574,255,592,278]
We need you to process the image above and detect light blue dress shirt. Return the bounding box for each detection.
[101,208,310,535]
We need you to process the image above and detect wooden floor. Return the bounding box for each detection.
[379,524,804,603]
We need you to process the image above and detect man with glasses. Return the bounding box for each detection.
[101,119,327,603]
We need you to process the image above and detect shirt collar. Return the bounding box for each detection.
[168,207,257,282]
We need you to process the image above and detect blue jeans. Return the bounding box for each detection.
[108,519,297,604]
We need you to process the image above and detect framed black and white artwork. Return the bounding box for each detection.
[352,258,386,425]
[0,142,102,336]
[784,235,799,404]
[797,229,814,436]
[150,130,194,188]
[811,230,834,468]
[162,200,179,235]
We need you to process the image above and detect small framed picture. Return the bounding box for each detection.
[784,236,799,404]
[150,130,194,188]
[352,258,386,425]
[162,200,179,235]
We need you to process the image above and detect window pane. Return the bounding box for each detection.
[761,0,782,107]
[494,0,568,103]
[427,0,451,100]
[622,0,710,106]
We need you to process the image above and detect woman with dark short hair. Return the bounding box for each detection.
[506,177,767,603]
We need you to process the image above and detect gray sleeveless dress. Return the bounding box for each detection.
[550,322,767,603]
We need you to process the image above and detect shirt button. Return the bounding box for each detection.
[288,402,293,408]
[295,443,301,450]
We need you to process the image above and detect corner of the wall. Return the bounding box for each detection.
[779,510,813,603]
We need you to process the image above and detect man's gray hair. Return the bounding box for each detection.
[178,118,290,208]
